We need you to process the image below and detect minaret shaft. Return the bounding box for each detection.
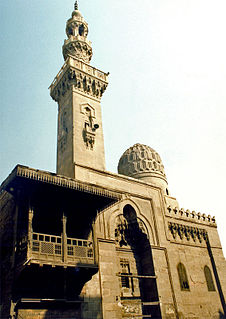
[50,56,108,178]
[50,4,108,178]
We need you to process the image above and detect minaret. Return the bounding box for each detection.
[50,1,108,178]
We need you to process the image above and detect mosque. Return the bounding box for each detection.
[0,2,226,319]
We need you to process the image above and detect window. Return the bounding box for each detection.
[32,241,39,252]
[177,263,190,291]
[67,246,74,256]
[87,249,93,258]
[121,273,130,288]
[120,259,132,289]
[68,27,73,36]
[55,245,61,255]
[204,265,215,291]
[79,24,85,36]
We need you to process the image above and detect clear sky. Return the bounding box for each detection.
[0,0,226,255]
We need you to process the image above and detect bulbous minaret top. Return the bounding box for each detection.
[62,1,93,63]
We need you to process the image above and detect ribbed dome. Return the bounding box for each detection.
[118,143,168,191]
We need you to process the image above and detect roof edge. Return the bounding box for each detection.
[0,165,122,200]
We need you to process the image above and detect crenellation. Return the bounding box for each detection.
[166,205,216,225]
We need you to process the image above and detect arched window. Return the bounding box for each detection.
[204,265,215,291]
[79,24,85,36]
[177,263,190,291]
[68,27,73,36]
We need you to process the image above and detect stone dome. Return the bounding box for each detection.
[118,143,168,192]
[72,9,83,18]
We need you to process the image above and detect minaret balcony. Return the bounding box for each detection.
[64,36,92,47]
[49,54,109,102]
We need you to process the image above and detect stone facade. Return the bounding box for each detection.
[0,2,226,319]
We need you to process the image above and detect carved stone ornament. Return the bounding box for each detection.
[50,68,107,102]
[122,303,141,315]
[82,105,98,149]
[115,214,148,247]
[83,130,95,149]
[168,222,207,243]
[63,40,92,63]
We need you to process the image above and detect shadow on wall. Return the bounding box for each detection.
[13,266,101,319]
[13,265,97,301]
[205,234,226,316]
[122,204,162,319]
[15,296,102,319]
[219,309,226,318]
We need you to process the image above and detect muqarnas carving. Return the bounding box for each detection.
[115,214,148,247]
[168,222,207,243]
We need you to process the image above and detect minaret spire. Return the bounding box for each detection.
[63,0,93,63]
[74,0,78,10]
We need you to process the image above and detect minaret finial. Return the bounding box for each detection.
[74,0,78,10]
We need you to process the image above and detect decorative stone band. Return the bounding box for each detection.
[0,165,121,201]
[49,55,108,102]
[166,205,216,225]
[168,222,207,243]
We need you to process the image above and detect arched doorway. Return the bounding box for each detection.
[115,204,162,318]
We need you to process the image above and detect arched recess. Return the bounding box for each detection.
[204,265,215,291]
[115,205,149,248]
[108,199,156,246]
[112,202,162,318]
[177,263,190,291]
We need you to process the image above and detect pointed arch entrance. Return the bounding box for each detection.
[115,204,162,318]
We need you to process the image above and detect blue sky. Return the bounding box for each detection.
[1,0,226,255]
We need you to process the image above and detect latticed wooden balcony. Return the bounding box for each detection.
[29,232,95,267]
